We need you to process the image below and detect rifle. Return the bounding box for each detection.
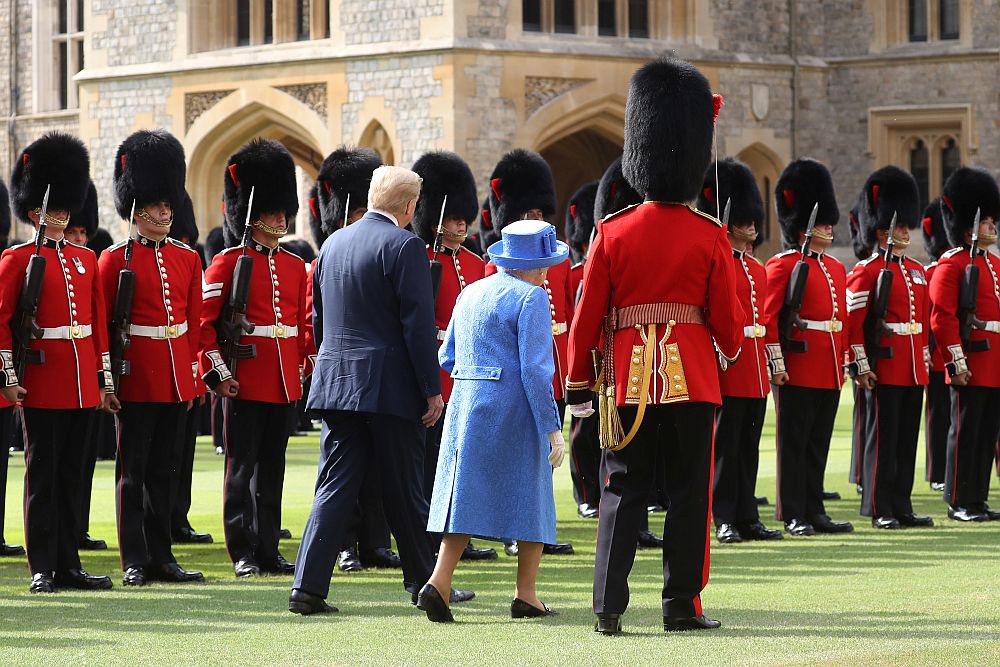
[429,195,448,302]
[10,185,52,391]
[778,202,819,354]
[215,186,258,385]
[108,199,138,393]
[958,207,989,353]
[862,212,898,363]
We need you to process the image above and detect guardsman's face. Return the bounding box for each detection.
[28,208,71,227]
[521,209,545,221]
[441,215,467,250]
[136,200,173,239]
[964,217,997,244]
[64,225,88,246]
[259,211,287,235]
[877,226,910,255]
[809,223,834,251]
[346,207,367,226]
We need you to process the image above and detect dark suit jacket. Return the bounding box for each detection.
[307,211,441,421]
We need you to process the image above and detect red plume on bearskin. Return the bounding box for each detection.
[564,181,598,258]
[114,129,186,219]
[487,149,556,232]
[305,182,326,248]
[11,132,91,222]
[223,138,299,248]
[921,197,951,261]
[940,167,1000,248]
[594,156,641,221]
[774,158,839,250]
[857,166,919,250]
[411,151,479,247]
[315,146,382,239]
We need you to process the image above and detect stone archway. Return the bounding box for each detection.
[359,120,396,166]
[539,128,622,238]
[736,142,785,260]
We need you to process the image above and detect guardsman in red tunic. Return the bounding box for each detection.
[928,167,1000,522]
[0,133,114,593]
[846,203,875,494]
[567,60,742,635]
[200,139,310,577]
[845,166,933,530]
[99,131,206,586]
[484,148,575,557]
[920,198,951,493]
[0,178,24,558]
[696,158,783,545]
[763,158,854,536]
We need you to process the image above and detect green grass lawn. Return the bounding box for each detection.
[1,389,998,666]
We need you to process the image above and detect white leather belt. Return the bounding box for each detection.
[39,324,92,340]
[743,324,766,338]
[983,321,1000,334]
[437,329,447,341]
[885,321,923,335]
[129,321,189,339]
[801,319,843,333]
[248,324,298,339]
[552,322,568,336]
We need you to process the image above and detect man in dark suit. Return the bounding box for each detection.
[289,166,471,615]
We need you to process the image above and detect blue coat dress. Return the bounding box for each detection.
[427,271,562,544]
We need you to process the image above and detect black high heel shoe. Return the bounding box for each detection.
[511,598,558,618]
[416,583,455,623]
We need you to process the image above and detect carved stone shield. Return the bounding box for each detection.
[751,84,769,121]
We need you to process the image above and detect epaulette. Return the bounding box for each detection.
[108,239,128,252]
[9,240,34,251]
[774,249,798,259]
[686,205,723,227]
[924,260,939,270]
[167,237,194,252]
[942,247,964,259]
[858,254,879,267]
[218,246,242,256]
[65,240,93,252]
[748,254,764,266]
[600,203,640,225]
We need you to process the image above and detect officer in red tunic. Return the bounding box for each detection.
[928,167,1000,522]
[845,166,933,530]
[200,138,310,576]
[0,133,114,593]
[696,158,783,544]
[846,202,874,494]
[763,158,854,536]
[567,59,743,634]
[921,198,951,492]
[98,130,206,586]
[485,148,575,557]
[0,178,24,558]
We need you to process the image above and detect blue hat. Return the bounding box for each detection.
[487,220,569,269]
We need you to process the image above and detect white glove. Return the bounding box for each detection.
[568,401,595,418]
[547,431,566,468]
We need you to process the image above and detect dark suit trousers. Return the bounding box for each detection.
[924,371,950,484]
[116,402,186,569]
[78,410,111,535]
[712,396,766,526]
[848,383,868,485]
[294,410,435,600]
[22,407,91,575]
[593,403,714,619]
[945,386,1000,508]
[774,385,840,522]
[570,393,601,508]
[0,406,13,543]
[223,398,293,565]
[171,402,200,534]
[860,385,923,518]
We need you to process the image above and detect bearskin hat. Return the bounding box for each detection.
[622,59,716,202]
[487,149,556,231]
[113,129,186,220]
[857,166,920,250]
[315,147,381,238]
[941,167,1000,247]
[476,196,497,249]
[411,151,479,247]
[223,138,299,247]
[847,198,872,261]
[594,156,642,221]
[0,179,12,242]
[774,158,840,249]
[565,182,598,258]
[921,197,950,261]
[303,183,324,248]
[280,238,316,263]
[168,192,199,244]
[68,180,100,237]
[11,132,91,222]
[695,158,764,230]
[204,226,225,264]
[87,228,114,258]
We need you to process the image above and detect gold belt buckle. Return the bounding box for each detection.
[164,324,179,339]
[831,320,843,333]
[909,322,920,334]
[275,324,286,338]
[552,323,561,336]
[71,325,83,339]
[754,324,765,338]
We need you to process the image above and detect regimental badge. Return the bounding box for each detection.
[73,257,86,274]
[910,269,926,285]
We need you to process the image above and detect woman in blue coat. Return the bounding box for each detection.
[418,220,569,623]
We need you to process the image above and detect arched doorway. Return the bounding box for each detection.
[737,143,785,260]
[359,120,396,166]
[539,128,622,238]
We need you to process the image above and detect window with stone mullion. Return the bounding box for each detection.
[53,0,85,110]
[939,0,959,40]
[908,0,928,42]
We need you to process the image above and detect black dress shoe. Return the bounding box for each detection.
[54,569,113,590]
[260,554,296,575]
[29,572,55,594]
[979,504,1000,521]
[664,614,721,631]
[896,513,934,527]
[511,598,558,618]
[647,504,665,513]
[279,528,292,540]
[148,562,205,583]
[360,547,402,569]
[578,503,599,519]
[755,496,769,506]
[872,516,901,530]
[337,548,364,572]
[738,521,783,541]
[594,613,623,635]
[123,567,146,586]
[929,482,945,492]
[948,506,988,522]
[173,528,213,544]
[542,542,574,555]
[637,529,663,549]
[450,588,475,603]
[784,518,815,536]
[460,542,498,560]
[809,514,854,534]
[822,490,841,501]
[504,541,519,557]
[289,588,338,615]
[233,558,261,578]
[715,524,742,544]
[1,542,25,556]
[78,534,107,550]
[416,583,454,623]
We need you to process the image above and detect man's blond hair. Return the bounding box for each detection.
[368,166,422,217]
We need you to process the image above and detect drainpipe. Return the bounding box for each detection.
[7,0,18,242]
[788,0,799,158]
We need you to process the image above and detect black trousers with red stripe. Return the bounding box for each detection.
[570,392,602,508]
[773,385,840,522]
[593,402,714,619]
[22,407,91,575]
[0,406,13,544]
[924,371,951,485]
[848,383,868,485]
[171,400,201,535]
[116,401,186,570]
[945,386,1000,508]
[712,396,766,527]
[860,385,923,518]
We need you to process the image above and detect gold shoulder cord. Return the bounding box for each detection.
[600,322,660,451]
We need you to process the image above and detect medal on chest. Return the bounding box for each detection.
[909,269,926,285]
[73,257,86,274]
